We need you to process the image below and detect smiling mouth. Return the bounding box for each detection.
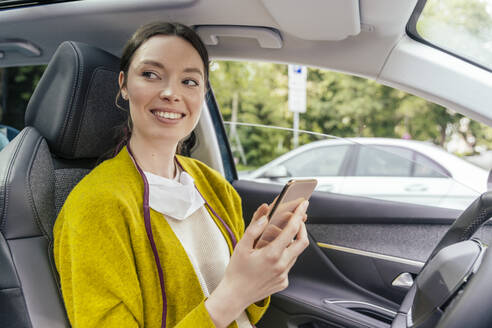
[151,110,184,120]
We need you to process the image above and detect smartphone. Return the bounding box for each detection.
[255,179,317,249]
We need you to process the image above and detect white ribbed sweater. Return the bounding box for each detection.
[144,171,252,328]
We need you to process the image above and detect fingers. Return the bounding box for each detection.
[252,203,269,222]
[241,214,268,249]
[269,211,291,230]
[272,198,304,218]
[286,221,309,258]
[277,223,309,275]
[268,200,309,251]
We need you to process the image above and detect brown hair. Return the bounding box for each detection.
[109,22,209,159]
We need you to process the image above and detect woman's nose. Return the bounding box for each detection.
[159,85,180,102]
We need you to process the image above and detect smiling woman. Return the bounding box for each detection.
[118,34,206,178]
[52,22,310,328]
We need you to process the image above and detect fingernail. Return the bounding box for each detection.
[257,215,267,226]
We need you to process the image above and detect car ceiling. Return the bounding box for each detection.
[1,0,491,126]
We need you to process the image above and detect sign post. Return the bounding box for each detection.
[288,65,307,149]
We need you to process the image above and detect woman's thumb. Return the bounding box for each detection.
[242,215,268,248]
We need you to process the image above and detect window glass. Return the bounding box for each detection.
[414,0,492,71]
[355,146,413,177]
[414,153,449,177]
[0,65,46,149]
[281,145,349,177]
[210,61,492,210]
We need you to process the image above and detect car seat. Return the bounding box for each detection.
[0,41,126,327]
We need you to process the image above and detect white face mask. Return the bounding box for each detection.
[144,170,205,220]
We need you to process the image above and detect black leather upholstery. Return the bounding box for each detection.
[0,41,126,327]
[25,41,127,159]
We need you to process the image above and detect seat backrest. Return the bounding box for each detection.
[0,41,126,328]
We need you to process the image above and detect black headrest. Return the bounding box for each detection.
[25,41,127,159]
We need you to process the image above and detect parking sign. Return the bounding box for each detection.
[288,65,307,113]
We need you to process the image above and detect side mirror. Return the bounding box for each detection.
[262,165,289,179]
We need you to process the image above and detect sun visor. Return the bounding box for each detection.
[261,0,360,41]
[195,26,283,49]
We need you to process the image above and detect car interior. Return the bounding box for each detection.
[1,0,492,328]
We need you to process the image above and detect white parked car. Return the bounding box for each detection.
[244,137,489,209]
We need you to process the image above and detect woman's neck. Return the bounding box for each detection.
[128,135,177,179]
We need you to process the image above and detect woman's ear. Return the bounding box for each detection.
[118,71,127,99]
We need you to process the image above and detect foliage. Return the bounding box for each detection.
[418,0,492,68]
[0,66,46,130]
[211,61,291,166]
[210,60,492,169]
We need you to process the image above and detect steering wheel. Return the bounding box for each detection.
[391,192,492,328]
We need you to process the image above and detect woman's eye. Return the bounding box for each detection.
[142,71,158,79]
[183,79,199,87]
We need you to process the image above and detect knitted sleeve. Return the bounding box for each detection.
[54,191,144,328]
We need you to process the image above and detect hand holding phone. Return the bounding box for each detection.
[255,179,317,249]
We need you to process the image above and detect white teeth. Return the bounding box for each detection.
[154,111,182,119]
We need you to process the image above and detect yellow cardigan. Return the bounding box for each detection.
[53,147,270,327]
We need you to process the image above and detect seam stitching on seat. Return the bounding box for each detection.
[57,41,81,158]
[26,138,49,238]
[0,128,30,233]
[4,237,35,328]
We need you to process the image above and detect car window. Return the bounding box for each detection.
[210,60,492,210]
[184,61,492,209]
[281,145,350,177]
[414,153,449,178]
[354,146,413,177]
[0,65,45,149]
[409,0,492,72]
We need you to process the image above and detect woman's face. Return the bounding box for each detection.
[119,35,206,148]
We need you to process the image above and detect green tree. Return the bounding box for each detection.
[211,58,492,168]
[210,61,291,167]
[2,65,46,130]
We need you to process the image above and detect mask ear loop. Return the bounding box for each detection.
[127,144,167,328]
[175,158,238,248]
[126,146,239,328]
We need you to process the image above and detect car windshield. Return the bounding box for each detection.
[210,61,492,210]
[412,0,492,71]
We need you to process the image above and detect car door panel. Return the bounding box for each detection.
[308,223,449,262]
[232,180,469,327]
[317,246,423,304]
